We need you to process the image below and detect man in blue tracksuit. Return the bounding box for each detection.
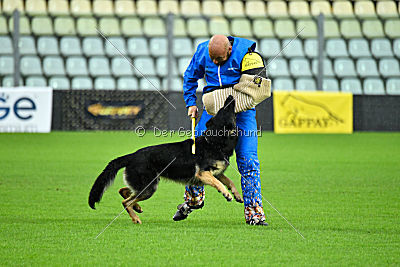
[173,35,267,226]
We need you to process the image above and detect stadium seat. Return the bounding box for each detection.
[66,57,88,76]
[0,36,13,55]
[2,76,16,87]
[341,78,363,94]
[252,19,274,39]
[377,1,398,18]
[354,1,376,18]
[340,19,363,39]
[32,17,54,36]
[115,0,135,17]
[202,0,223,16]
[136,0,157,16]
[304,39,318,58]
[332,1,353,18]
[326,39,348,58]
[223,0,245,18]
[2,0,24,14]
[19,36,36,55]
[70,0,92,16]
[193,38,208,50]
[26,76,47,87]
[117,77,138,90]
[143,18,166,37]
[163,77,183,91]
[371,39,393,58]
[9,16,31,35]
[267,58,290,77]
[48,0,70,16]
[297,19,317,39]
[49,76,70,90]
[245,1,266,18]
[77,17,97,36]
[89,57,111,77]
[259,39,281,58]
[393,39,400,58]
[178,57,191,74]
[93,0,114,16]
[295,78,316,91]
[322,78,339,92]
[72,77,93,90]
[275,19,296,39]
[26,0,47,15]
[187,18,208,38]
[289,1,310,18]
[60,37,82,56]
[99,18,120,36]
[272,78,294,91]
[310,1,332,17]
[111,57,133,77]
[362,20,385,38]
[105,37,126,56]
[121,18,143,36]
[0,56,14,75]
[209,18,230,36]
[181,0,201,17]
[267,1,288,19]
[128,37,150,56]
[20,56,42,76]
[231,19,253,38]
[82,37,104,56]
[379,59,400,78]
[386,79,400,95]
[140,77,161,91]
[173,18,187,37]
[363,79,385,95]
[94,77,116,90]
[334,58,357,77]
[384,20,400,38]
[54,17,76,36]
[156,57,178,77]
[290,59,312,77]
[324,20,340,38]
[133,57,156,76]
[173,38,193,56]
[43,56,65,76]
[282,39,304,57]
[349,39,371,58]
[0,16,8,34]
[312,59,334,77]
[357,58,379,78]
[149,37,167,56]
[159,0,180,15]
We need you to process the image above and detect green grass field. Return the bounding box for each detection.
[0,131,399,266]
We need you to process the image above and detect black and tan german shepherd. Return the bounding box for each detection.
[88,96,243,224]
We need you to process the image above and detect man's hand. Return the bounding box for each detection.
[187,106,198,118]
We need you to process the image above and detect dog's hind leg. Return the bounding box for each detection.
[217,174,244,203]
[122,194,145,224]
[119,187,143,213]
[195,171,233,201]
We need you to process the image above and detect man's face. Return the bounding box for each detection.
[210,46,232,66]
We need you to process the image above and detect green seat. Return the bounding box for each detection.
[99,18,120,36]
[49,76,70,90]
[26,76,47,87]
[252,19,274,39]
[363,78,385,95]
[295,78,316,91]
[173,18,187,37]
[187,18,208,38]
[334,58,356,77]
[95,77,116,90]
[43,56,65,76]
[384,20,400,38]
[111,57,133,77]
[273,78,294,91]
[54,17,76,36]
[82,37,104,56]
[89,57,111,77]
[0,36,13,54]
[362,19,385,38]
[349,39,371,58]
[371,39,393,58]
[143,18,166,37]
[231,18,253,38]
[275,19,295,39]
[322,78,339,92]
[121,18,143,37]
[297,19,317,38]
[37,37,59,56]
[324,20,340,38]
[341,78,362,94]
[357,58,379,78]
[379,59,400,78]
[77,17,97,36]
[32,16,54,35]
[9,16,31,35]
[72,77,92,90]
[105,37,126,56]
[386,79,400,95]
[0,56,14,75]
[128,37,150,56]
[210,18,230,36]
[21,56,43,76]
[117,77,138,90]
[60,37,82,56]
[0,16,8,34]
[340,19,363,38]
[259,39,280,58]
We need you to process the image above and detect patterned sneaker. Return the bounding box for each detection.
[246,219,269,226]
[172,201,204,221]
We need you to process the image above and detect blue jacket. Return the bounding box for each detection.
[183,36,256,108]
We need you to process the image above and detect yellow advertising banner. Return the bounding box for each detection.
[273,91,353,133]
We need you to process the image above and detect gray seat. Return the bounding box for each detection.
[105,37,127,56]
[259,39,281,58]
[348,39,371,58]
[43,56,65,76]
[37,37,59,56]
[282,39,304,57]
[133,57,156,76]
[178,57,192,74]
[128,37,149,56]
[326,39,348,58]
[364,78,385,95]
[72,77,93,90]
[60,37,82,56]
[20,56,42,75]
[304,39,317,58]
[94,77,116,90]
[386,79,400,95]
[0,56,14,75]
[371,38,393,58]
[117,77,138,90]
[149,37,167,56]
[273,78,294,91]
[111,57,134,76]
[267,58,289,77]
[295,78,316,91]
[49,77,70,90]
[2,76,16,87]
[341,78,363,94]
[357,58,379,77]
[290,59,312,77]
[162,77,183,91]
[140,77,161,91]
[66,57,88,76]
[334,58,357,77]
[26,76,47,87]
[322,78,339,92]
[394,39,400,58]
[83,37,104,56]
[89,57,111,76]
[173,38,193,57]
[0,36,13,54]
[312,59,334,77]
[156,57,178,77]
[379,59,400,77]
[19,36,36,55]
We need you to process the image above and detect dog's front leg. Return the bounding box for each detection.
[217,174,244,203]
[195,171,233,201]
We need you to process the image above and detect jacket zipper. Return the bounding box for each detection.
[218,65,222,87]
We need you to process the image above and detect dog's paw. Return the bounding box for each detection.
[234,194,244,203]
[224,193,233,202]
[132,217,142,224]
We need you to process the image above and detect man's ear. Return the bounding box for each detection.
[206,118,214,128]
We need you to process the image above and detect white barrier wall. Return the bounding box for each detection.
[0,87,53,133]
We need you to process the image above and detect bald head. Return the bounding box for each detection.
[209,35,232,65]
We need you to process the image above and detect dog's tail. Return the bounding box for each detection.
[88,154,132,209]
